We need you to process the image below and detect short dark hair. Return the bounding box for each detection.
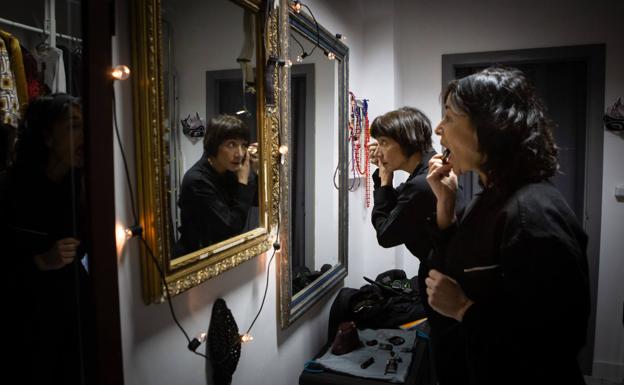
[370,107,433,157]
[203,115,250,157]
[13,93,81,171]
[442,66,558,190]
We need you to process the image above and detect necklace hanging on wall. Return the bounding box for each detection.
[347,91,371,207]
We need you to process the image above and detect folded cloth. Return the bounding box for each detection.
[316,328,417,383]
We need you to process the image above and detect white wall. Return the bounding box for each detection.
[394,0,624,380]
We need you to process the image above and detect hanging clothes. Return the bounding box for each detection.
[70,47,82,97]
[0,30,28,115]
[22,46,46,101]
[34,44,66,93]
[0,35,20,128]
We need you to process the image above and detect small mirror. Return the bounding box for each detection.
[279,8,349,327]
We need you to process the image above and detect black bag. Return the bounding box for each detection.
[327,269,426,343]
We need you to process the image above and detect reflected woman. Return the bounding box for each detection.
[1,93,92,384]
[177,114,258,255]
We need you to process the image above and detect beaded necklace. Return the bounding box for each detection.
[348,92,371,207]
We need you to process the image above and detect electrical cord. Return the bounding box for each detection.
[300,3,320,58]
[112,84,207,358]
[112,81,280,359]
[111,87,139,225]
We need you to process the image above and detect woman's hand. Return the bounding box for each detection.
[34,237,81,270]
[427,154,458,229]
[378,161,394,187]
[425,269,474,322]
[237,150,251,185]
[248,142,259,174]
[369,142,379,167]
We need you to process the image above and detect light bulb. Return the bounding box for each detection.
[111,65,131,80]
[279,145,289,155]
[241,333,254,343]
[198,332,207,343]
[292,1,302,13]
[296,55,303,63]
[326,52,336,61]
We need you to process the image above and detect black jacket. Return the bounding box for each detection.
[1,167,92,385]
[371,151,439,262]
[370,151,468,384]
[436,180,589,385]
[177,154,256,254]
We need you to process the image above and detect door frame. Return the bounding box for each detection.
[84,0,124,383]
[442,44,605,374]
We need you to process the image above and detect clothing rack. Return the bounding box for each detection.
[0,17,82,44]
[0,0,82,46]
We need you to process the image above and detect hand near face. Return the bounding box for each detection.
[369,142,379,167]
[378,161,394,187]
[34,237,81,270]
[237,150,251,185]
[248,142,259,174]
[426,154,458,228]
[425,269,473,322]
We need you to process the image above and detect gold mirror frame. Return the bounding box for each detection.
[131,0,280,304]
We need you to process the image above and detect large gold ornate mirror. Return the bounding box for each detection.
[278,5,349,327]
[131,0,279,303]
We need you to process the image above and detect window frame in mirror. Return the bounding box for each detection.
[131,0,280,304]
[278,5,349,328]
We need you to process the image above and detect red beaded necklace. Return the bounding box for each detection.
[348,92,371,207]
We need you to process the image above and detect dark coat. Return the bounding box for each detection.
[371,151,439,262]
[437,180,590,385]
[1,167,92,385]
[177,154,256,254]
[370,151,468,384]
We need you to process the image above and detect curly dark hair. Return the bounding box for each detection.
[203,114,250,157]
[12,93,81,171]
[370,106,433,157]
[442,66,558,190]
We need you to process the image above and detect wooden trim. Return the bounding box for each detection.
[84,0,124,383]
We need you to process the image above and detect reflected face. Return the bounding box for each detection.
[46,105,84,169]
[211,138,248,173]
[434,97,483,175]
[375,136,407,172]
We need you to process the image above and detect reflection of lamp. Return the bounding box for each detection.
[111,65,131,80]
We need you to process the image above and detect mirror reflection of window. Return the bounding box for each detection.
[289,29,340,294]
[161,0,261,260]
[1,0,91,383]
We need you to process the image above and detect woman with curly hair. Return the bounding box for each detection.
[425,67,589,384]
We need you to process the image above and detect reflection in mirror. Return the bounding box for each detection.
[161,0,261,260]
[289,29,340,294]
[1,0,92,382]
[279,8,349,327]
